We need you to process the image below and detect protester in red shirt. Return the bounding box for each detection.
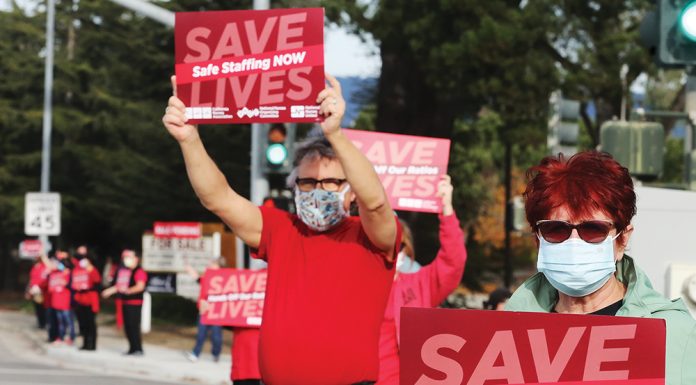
[26,255,50,329]
[163,74,400,385]
[71,245,102,351]
[45,252,76,345]
[231,328,261,385]
[102,249,147,356]
[377,175,467,384]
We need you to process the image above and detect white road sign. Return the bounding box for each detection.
[24,192,61,236]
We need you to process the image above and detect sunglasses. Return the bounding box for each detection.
[535,219,615,244]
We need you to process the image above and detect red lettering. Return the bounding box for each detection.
[390,141,415,164]
[207,302,221,319]
[242,301,259,317]
[229,74,259,108]
[392,176,416,198]
[259,70,285,105]
[240,274,256,292]
[209,276,223,295]
[415,334,466,385]
[528,327,586,382]
[212,22,244,59]
[277,12,307,50]
[254,273,267,292]
[222,275,239,293]
[414,176,437,197]
[583,324,636,381]
[184,27,211,62]
[227,301,245,318]
[286,67,312,101]
[365,142,387,164]
[412,142,438,165]
[245,17,277,54]
[468,330,524,385]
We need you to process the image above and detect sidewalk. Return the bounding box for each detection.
[0,309,232,384]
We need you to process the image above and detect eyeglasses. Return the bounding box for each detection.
[535,219,615,244]
[295,178,347,192]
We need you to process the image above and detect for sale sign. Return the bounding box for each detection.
[401,308,665,385]
[175,8,325,124]
[153,222,202,239]
[343,130,451,213]
[200,268,266,327]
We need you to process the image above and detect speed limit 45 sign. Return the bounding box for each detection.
[25,192,61,236]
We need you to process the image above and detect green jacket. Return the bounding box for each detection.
[506,256,696,385]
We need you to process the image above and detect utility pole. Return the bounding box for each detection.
[38,0,56,250]
[246,0,271,270]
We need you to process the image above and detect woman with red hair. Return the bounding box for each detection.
[506,151,696,385]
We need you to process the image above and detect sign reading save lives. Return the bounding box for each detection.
[343,130,450,213]
[175,8,325,124]
[25,192,61,236]
[401,308,665,385]
[200,268,266,328]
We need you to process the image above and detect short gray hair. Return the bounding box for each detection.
[286,137,337,188]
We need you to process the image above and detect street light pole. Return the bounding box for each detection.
[246,0,271,270]
[39,0,56,249]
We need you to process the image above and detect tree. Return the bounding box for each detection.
[544,0,654,146]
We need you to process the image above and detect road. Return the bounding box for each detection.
[0,335,184,385]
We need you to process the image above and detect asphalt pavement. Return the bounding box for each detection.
[0,310,231,385]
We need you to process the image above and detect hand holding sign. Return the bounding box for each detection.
[162,76,200,144]
[437,175,454,216]
[317,74,345,138]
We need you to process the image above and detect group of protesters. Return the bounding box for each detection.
[25,247,148,356]
[161,72,696,385]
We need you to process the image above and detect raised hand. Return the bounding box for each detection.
[316,73,345,138]
[437,174,454,216]
[162,76,200,144]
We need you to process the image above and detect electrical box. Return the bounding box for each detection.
[600,121,665,180]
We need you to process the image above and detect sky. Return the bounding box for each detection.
[324,25,381,78]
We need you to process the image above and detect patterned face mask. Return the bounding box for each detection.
[294,185,351,232]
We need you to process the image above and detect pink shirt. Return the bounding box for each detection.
[377,213,467,385]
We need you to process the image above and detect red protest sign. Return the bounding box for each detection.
[19,239,43,259]
[174,8,325,124]
[343,129,451,213]
[200,268,266,327]
[153,221,202,239]
[401,308,665,385]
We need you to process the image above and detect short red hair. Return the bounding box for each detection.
[524,151,636,240]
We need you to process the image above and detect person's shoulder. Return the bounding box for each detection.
[260,206,297,226]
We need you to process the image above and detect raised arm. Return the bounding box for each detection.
[317,74,397,256]
[426,176,467,305]
[162,76,262,248]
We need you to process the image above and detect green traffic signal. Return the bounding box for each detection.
[266,143,288,166]
[680,2,696,42]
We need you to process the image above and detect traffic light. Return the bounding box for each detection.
[548,92,580,156]
[641,0,696,67]
[263,123,295,174]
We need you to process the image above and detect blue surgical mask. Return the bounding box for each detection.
[396,251,422,274]
[294,186,350,232]
[537,234,619,297]
[56,262,65,272]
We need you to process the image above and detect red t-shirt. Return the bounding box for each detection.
[72,265,102,312]
[231,328,261,380]
[116,267,147,305]
[255,207,400,385]
[47,270,71,311]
